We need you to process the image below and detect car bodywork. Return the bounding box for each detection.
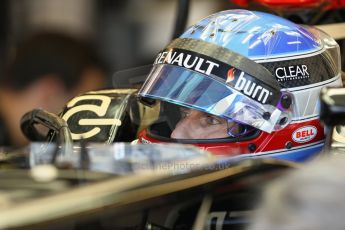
[0,143,297,230]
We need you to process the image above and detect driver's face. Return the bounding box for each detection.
[170,108,239,139]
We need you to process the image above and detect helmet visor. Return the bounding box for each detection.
[139,64,290,133]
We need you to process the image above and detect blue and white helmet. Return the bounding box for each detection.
[138,10,342,162]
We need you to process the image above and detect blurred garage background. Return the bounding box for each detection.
[1,0,343,85]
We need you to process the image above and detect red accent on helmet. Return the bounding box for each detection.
[230,0,345,10]
[231,0,250,7]
[138,119,324,158]
[226,68,236,83]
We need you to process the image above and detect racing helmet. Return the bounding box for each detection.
[137,9,342,162]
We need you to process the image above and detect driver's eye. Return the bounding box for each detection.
[204,115,222,125]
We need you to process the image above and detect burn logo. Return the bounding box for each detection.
[234,72,273,104]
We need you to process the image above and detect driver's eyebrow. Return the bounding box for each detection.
[179,107,190,112]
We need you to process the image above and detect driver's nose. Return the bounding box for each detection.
[171,120,190,139]
[171,112,198,139]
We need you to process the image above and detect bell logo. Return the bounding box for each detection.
[234,72,272,103]
[292,126,317,143]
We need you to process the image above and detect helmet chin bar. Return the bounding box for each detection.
[146,118,261,145]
